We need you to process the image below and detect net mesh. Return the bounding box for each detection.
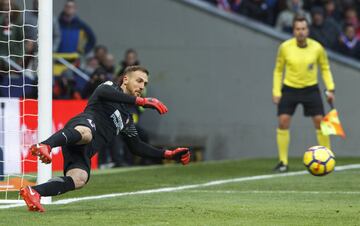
[0,0,39,202]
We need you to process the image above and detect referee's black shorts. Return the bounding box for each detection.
[277,84,325,117]
[62,113,97,183]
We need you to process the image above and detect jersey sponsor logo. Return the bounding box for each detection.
[110,110,123,135]
[87,119,96,130]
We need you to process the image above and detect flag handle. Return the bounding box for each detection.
[324,90,335,110]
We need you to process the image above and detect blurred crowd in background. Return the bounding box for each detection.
[1,0,360,99]
[205,0,360,60]
[0,0,142,101]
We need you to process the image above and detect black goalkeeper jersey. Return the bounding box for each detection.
[84,81,136,146]
[82,81,163,159]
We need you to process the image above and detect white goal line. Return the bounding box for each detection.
[186,190,360,195]
[1,164,360,209]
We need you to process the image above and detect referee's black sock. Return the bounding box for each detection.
[42,128,82,148]
[32,176,75,197]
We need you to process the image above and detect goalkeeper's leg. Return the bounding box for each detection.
[31,143,91,197]
[21,142,92,212]
[41,127,83,148]
[20,168,88,212]
[32,168,87,196]
[30,125,92,164]
[31,114,95,164]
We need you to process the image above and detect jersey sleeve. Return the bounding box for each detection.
[121,124,164,159]
[96,81,137,104]
[318,46,335,91]
[272,44,285,97]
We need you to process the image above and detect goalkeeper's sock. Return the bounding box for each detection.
[316,129,331,150]
[42,128,82,148]
[32,176,75,197]
[277,128,290,165]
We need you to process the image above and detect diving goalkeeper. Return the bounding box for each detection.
[20,65,191,212]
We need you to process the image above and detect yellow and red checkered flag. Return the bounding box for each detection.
[321,108,346,139]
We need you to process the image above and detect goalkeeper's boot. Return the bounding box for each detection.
[273,161,288,173]
[19,186,45,212]
[29,143,52,164]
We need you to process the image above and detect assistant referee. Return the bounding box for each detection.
[272,15,335,172]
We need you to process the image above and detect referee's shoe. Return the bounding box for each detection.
[20,186,45,212]
[273,161,289,173]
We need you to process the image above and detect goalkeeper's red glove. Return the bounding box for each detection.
[135,97,168,115]
[163,148,191,165]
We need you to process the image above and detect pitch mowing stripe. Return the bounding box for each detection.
[1,164,360,209]
[186,190,360,195]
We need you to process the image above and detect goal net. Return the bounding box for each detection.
[0,0,52,204]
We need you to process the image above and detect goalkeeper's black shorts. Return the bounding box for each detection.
[61,113,97,183]
[62,143,93,183]
[277,84,325,117]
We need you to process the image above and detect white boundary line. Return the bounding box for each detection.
[186,190,360,195]
[1,164,360,209]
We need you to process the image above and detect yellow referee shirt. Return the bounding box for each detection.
[272,38,335,97]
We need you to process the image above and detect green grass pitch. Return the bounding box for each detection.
[1,157,360,226]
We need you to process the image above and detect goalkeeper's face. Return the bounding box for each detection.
[122,71,148,97]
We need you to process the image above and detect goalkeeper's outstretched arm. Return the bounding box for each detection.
[122,125,190,165]
[96,82,168,114]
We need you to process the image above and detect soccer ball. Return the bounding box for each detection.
[303,146,336,176]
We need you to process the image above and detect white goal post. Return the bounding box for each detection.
[37,0,53,205]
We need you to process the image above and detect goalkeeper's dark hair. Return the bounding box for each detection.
[123,65,149,76]
[118,66,149,85]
